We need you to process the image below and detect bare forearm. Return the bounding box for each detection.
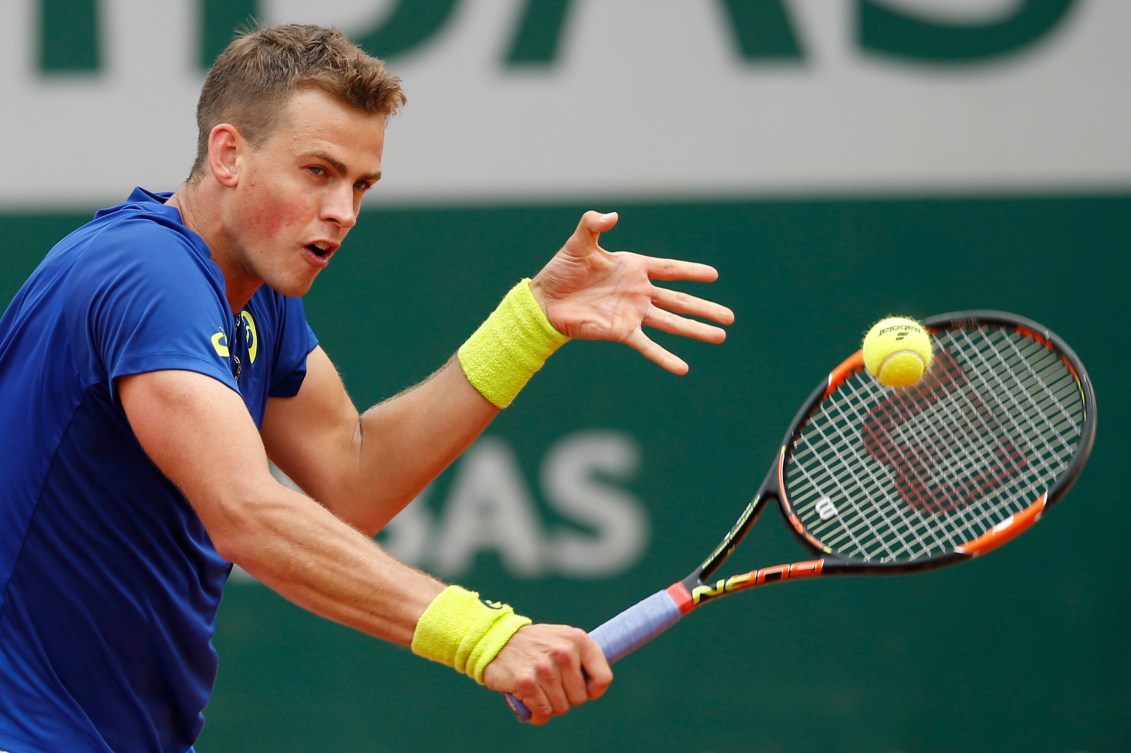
[263,351,500,535]
[346,281,571,525]
[344,357,499,532]
[227,481,444,646]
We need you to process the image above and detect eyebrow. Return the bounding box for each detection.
[306,150,382,183]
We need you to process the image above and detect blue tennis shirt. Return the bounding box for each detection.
[0,188,318,752]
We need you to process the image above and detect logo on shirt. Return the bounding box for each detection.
[210,310,259,364]
[240,310,259,364]
[211,330,229,357]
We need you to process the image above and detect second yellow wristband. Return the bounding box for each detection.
[411,585,532,684]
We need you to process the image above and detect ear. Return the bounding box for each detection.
[207,124,242,188]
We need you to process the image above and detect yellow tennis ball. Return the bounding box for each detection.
[862,316,933,387]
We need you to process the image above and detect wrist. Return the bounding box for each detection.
[457,279,569,408]
[411,585,532,684]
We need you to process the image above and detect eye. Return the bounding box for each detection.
[307,165,327,178]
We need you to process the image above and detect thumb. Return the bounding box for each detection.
[573,210,619,249]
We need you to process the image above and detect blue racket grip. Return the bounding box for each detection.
[505,588,685,721]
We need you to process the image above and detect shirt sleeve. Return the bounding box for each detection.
[63,217,238,400]
[268,295,319,399]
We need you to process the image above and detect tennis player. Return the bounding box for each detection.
[0,23,732,753]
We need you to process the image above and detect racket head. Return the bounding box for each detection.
[776,310,1095,573]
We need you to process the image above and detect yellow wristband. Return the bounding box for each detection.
[457,279,569,409]
[411,585,533,684]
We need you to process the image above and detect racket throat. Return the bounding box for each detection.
[684,560,826,608]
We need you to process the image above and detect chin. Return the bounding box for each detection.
[269,277,317,298]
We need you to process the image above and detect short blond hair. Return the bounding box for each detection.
[189,24,406,180]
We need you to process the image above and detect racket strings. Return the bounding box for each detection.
[875,329,1074,551]
[800,378,955,560]
[879,328,1076,552]
[785,324,1086,562]
[801,382,932,560]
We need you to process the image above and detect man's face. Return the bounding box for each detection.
[222,87,386,300]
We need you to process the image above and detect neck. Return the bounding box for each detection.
[167,183,257,314]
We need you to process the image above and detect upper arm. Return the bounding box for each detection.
[118,368,274,558]
[260,346,365,517]
[118,367,447,646]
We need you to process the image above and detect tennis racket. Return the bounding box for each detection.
[506,310,1096,721]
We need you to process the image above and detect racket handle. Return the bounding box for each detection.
[505,588,684,721]
[589,587,684,664]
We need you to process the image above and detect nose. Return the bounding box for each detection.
[322,186,359,230]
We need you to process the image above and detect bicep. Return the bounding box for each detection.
[260,346,362,510]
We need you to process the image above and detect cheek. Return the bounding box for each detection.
[247,189,311,241]
[263,201,307,238]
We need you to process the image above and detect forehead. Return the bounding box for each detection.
[269,87,386,166]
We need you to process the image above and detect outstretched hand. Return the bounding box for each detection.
[531,211,734,374]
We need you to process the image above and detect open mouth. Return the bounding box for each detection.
[306,242,333,260]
